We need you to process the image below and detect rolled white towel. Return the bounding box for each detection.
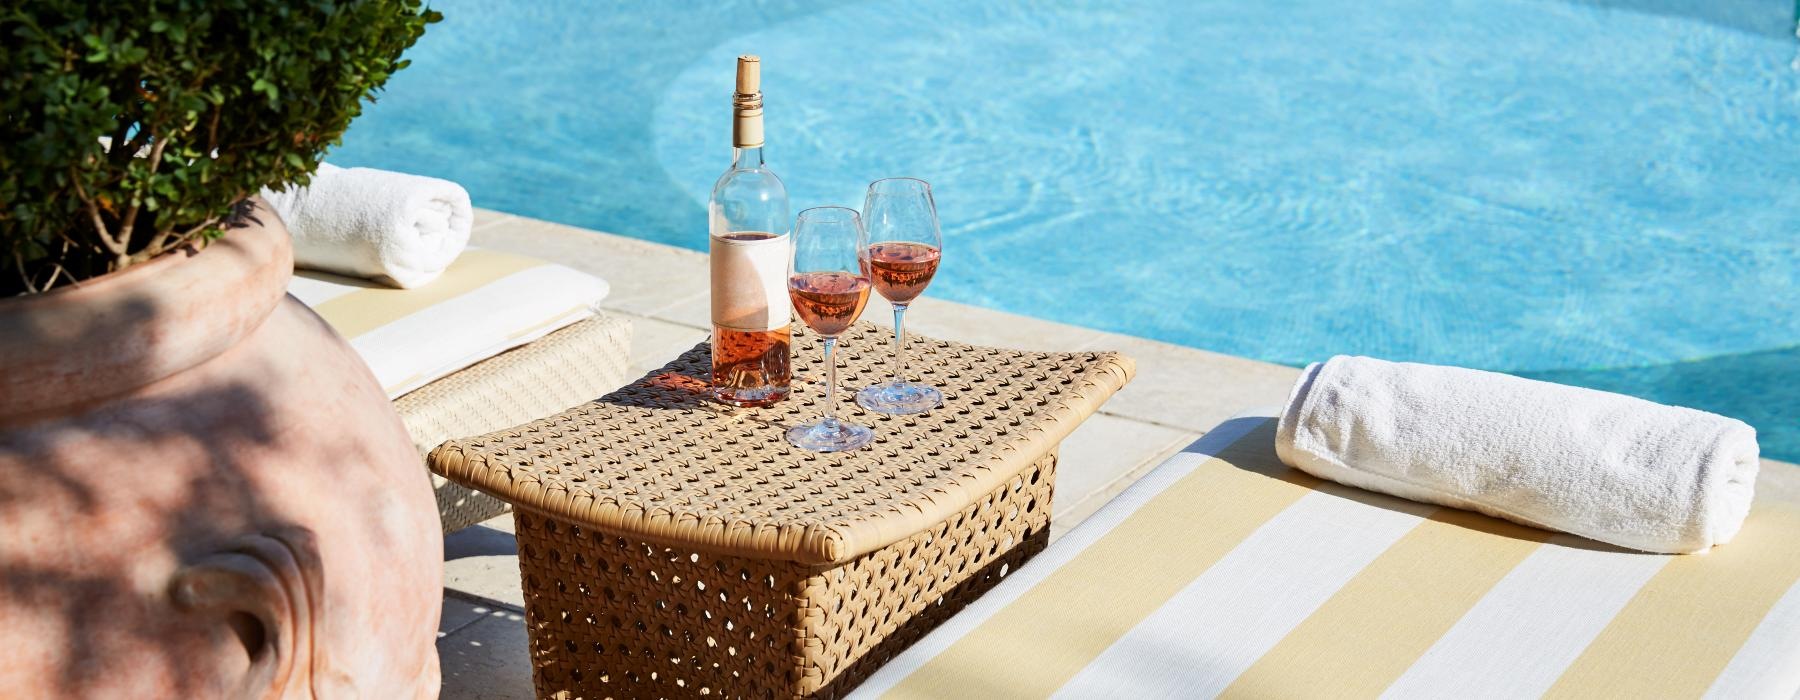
[1275,356,1759,554]
[261,163,473,288]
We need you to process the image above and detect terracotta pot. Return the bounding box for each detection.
[0,202,442,698]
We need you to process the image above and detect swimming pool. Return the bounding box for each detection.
[334,0,1800,461]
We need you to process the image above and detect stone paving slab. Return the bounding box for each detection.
[438,596,489,640]
[438,596,532,700]
[1050,413,1199,539]
[470,208,516,231]
[1081,331,1302,434]
[623,314,710,376]
[443,517,525,610]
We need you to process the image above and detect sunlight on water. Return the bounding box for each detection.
[336,0,1800,459]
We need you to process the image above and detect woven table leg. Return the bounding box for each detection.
[512,452,1057,699]
[800,452,1055,697]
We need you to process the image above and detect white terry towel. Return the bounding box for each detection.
[1275,356,1760,554]
[261,163,473,288]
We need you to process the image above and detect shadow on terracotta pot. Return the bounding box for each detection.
[1,382,288,697]
[0,204,443,699]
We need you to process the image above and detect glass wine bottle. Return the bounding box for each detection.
[709,54,792,407]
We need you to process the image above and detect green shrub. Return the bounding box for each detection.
[0,0,441,296]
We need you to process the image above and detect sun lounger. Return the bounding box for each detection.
[857,416,1800,698]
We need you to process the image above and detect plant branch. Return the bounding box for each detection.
[13,250,40,295]
[206,104,222,154]
[68,169,126,257]
[113,136,168,262]
[141,214,221,264]
[40,261,68,291]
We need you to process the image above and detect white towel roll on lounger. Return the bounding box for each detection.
[261,163,473,288]
[1275,356,1759,554]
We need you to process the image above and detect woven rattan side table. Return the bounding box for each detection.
[430,323,1134,698]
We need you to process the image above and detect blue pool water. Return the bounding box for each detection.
[335,0,1800,460]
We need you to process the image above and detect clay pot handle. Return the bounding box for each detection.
[169,529,322,699]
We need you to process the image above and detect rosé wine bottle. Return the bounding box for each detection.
[709,55,791,407]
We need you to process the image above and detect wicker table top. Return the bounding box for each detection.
[429,322,1134,566]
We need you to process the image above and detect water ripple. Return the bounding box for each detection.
[333,0,1800,459]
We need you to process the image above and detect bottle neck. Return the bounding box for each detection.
[733,97,765,155]
[732,145,766,169]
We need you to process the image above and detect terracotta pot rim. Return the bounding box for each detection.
[0,238,203,306]
[0,199,294,423]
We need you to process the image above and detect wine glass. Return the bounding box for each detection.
[786,206,875,452]
[855,178,944,415]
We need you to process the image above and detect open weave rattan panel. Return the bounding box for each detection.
[511,453,1053,698]
[430,322,1135,566]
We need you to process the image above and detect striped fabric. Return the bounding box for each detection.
[855,417,1800,699]
[287,248,608,399]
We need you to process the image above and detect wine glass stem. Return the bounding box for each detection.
[891,303,908,385]
[822,336,839,429]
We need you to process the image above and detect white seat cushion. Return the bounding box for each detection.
[288,248,609,398]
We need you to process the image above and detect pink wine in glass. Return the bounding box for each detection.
[789,271,871,337]
[865,241,940,304]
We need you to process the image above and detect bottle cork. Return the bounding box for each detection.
[736,55,761,95]
[733,55,764,148]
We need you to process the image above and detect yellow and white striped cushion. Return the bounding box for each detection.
[287,248,608,399]
[857,418,1800,699]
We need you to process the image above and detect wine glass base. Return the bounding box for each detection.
[786,419,875,452]
[856,381,943,415]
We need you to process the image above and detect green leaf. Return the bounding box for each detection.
[252,77,280,102]
[1,0,443,295]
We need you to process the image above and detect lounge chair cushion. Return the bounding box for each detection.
[856,417,1800,699]
[288,248,608,398]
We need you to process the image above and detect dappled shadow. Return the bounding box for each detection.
[594,343,717,412]
[0,285,435,696]
[0,380,295,697]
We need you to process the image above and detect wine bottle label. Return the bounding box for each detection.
[710,231,791,332]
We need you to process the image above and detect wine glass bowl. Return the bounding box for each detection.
[865,241,940,304]
[786,206,875,453]
[790,271,870,337]
[856,178,945,415]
